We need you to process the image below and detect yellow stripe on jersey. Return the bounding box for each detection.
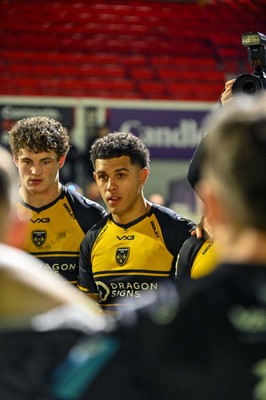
[191,240,219,279]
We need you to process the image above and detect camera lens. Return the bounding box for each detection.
[232,74,264,95]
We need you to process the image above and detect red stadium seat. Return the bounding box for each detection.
[0,0,265,100]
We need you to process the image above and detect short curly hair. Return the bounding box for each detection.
[90,131,150,170]
[9,116,70,158]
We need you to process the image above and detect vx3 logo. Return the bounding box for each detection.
[30,218,50,223]
[116,235,135,241]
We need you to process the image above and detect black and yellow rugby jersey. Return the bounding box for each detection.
[176,235,219,282]
[78,204,195,312]
[16,185,107,284]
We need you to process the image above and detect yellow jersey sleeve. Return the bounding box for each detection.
[191,240,219,279]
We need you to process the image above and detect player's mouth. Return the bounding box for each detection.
[107,196,121,206]
[28,178,43,186]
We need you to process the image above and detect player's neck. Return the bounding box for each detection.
[112,198,152,225]
[218,227,266,265]
[19,183,62,208]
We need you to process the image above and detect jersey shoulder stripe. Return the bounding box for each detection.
[63,186,107,233]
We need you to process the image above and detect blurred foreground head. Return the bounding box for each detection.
[200,93,266,234]
[0,146,19,243]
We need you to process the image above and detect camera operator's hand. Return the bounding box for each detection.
[191,214,214,241]
[220,79,235,105]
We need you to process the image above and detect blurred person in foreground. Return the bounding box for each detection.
[77,93,266,400]
[9,116,106,285]
[77,131,195,314]
[0,146,109,399]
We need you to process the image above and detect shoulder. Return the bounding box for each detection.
[89,213,110,232]
[177,237,219,281]
[176,235,206,281]
[191,240,219,279]
[151,203,195,230]
[64,186,106,214]
[62,185,107,233]
[63,186,107,220]
[151,204,196,235]
[179,235,207,260]
[81,214,110,248]
[150,204,195,256]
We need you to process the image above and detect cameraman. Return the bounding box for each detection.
[177,31,266,281]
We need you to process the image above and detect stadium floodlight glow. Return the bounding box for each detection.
[242,32,266,47]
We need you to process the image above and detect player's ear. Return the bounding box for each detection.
[198,179,225,227]
[58,155,66,169]
[139,167,149,186]
[12,155,19,168]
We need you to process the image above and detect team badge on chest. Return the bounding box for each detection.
[32,230,47,247]
[116,247,130,266]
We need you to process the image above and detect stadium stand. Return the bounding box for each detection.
[0,0,265,101]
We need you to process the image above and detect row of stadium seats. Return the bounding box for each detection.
[0,0,265,101]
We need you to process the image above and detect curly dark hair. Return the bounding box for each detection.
[90,131,150,169]
[9,116,70,158]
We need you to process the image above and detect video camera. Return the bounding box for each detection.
[232,32,266,95]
